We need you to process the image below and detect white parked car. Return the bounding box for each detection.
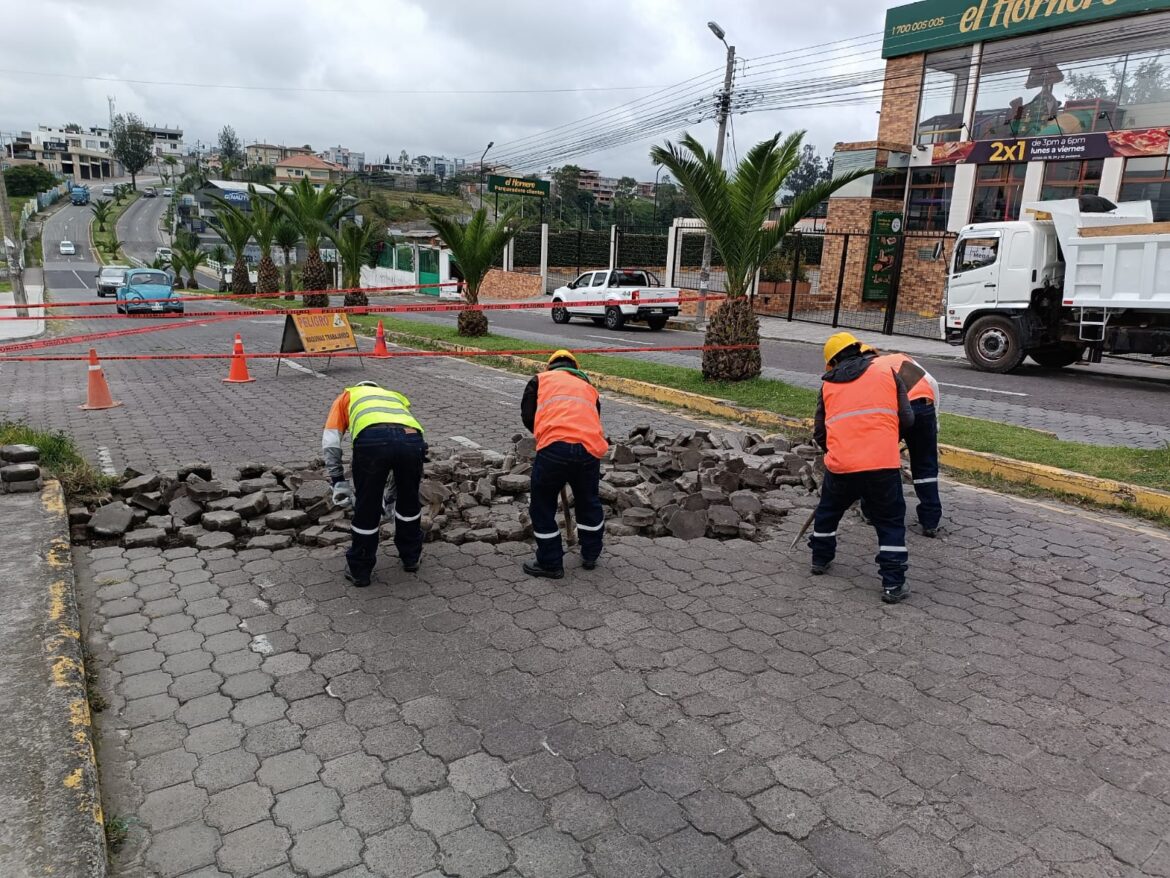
[549,268,680,330]
[155,247,173,262]
[58,240,76,256]
[162,187,174,197]
[101,186,115,196]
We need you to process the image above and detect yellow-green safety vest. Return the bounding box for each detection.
[346,386,423,439]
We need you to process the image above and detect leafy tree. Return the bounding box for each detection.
[209,243,229,292]
[63,122,82,134]
[327,220,382,306]
[553,165,581,199]
[90,199,113,232]
[614,176,639,225]
[780,144,831,203]
[248,188,282,295]
[109,114,154,190]
[243,165,275,184]
[273,217,300,299]
[423,205,523,337]
[207,198,255,295]
[218,126,242,164]
[651,131,874,381]
[270,176,356,306]
[3,165,57,196]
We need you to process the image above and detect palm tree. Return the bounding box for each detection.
[248,187,281,296]
[273,217,300,300]
[104,236,122,257]
[172,246,208,289]
[327,221,383,307]
[209,244,229,292]
[423,205,522,337]
[270,176,355,307]
[651,131,875,381]
[90,199,113,232]
[207,199,254,295]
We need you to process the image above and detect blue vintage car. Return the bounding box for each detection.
[115,268,183,315]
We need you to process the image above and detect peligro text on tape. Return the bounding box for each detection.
[0,344,758,363]
[0,314,243,356]
[0,295,725,321]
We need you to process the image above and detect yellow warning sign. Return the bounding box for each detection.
[283,312,358,354]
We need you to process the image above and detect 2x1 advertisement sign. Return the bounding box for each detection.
[932,127,1170,164]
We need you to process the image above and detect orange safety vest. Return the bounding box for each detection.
[534,369,608,459]
[821,361,902,473]
[874,353,935,403]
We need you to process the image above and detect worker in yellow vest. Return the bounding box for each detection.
[322,380,426,587]
[520,350,608,578]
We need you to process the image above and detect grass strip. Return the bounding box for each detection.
[244,297,1170,493]
[91,192,141,263]
[0,421,117,496]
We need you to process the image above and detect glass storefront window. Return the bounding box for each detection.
[1041,160,1104,201]
[971,164,1027,223]
[906,166,955,232]
[1120,156,1170,220]
[972,11,1170,140]
[916,48,972,145]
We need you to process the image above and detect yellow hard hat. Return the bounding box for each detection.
[548,349,579,368]
[823,332,872,366]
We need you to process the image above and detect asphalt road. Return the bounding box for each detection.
[47,189,1170,448]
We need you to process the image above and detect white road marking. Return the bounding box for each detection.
[939,381,1028,397]
[449,436,482,449]
[585,334,655,346]
[71,270,90,288]
[95,446,117,477]
[283,359,327,379]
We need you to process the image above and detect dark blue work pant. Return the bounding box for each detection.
[529,441,604,571]
[810,468,907,589]
[907,399,941,530]
[347,424,425,579]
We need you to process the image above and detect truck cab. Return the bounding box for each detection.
[945,198,1170,372]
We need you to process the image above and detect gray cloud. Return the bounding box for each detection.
[2,0,899,178]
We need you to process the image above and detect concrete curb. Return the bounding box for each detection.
[0,480,106,877]
[378,326,1170,518]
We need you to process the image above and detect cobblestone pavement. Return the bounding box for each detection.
[7,291,1170,876]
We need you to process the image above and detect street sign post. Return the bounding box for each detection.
[276,312,360,375]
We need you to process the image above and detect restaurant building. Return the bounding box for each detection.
[823,0,1170,320]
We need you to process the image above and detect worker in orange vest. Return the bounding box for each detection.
[870,349,942,536]
[811,332,915,603]
[520,350,608,578]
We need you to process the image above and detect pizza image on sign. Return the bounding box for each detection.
[1107,128,1170,157]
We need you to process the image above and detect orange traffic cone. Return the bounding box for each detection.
[371,320,391,359]
[79,348,123,410]
[223,334,255,384]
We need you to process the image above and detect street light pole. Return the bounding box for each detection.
[696,22,735,330]
[652,165,664,228]
[479,141,493,205]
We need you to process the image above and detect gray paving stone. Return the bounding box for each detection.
[410,787,475,836]
[732,827,817,878]
[340,785,409,835]
[134,747,199,792]
[437,825,511,878]
[221,669,275,699]
[304,720,364,760]
[194,747,261,794]
[244,719,305,758]
[363,722,422,760]
[145,823,221,877]
[257,750,322,793]
[655,827,738,878]
[476,786,546,839]
[123,693,180,728]
[549,788,615,841]
[750,784,824,839]
[122,669,173,700]
[682,788,758,840]
[421,722,481,761]
[576,752,640,799]
[803,826,892,878]
[363,824,438,877]
[322,751,386,794]
[447,752,511,799]
[289,820,363,876]
[383,750,448,795]
[232,692,289,727]
[511,826,585,878]
[140,781,209,831]
[131,719,187,757]
[216,819,291,876]
[185,718,246,756]
[171,669,225,702]
[614,787,688,841]
[511,751,578,799]
[206,781,275,833]
[177,692,234,728]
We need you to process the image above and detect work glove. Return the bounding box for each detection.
[383,474,397,520]
[331,480,353,509]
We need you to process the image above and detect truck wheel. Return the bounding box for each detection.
[646,315,668,331]
[591,317,606,326]
[550,301,571,324]
[604,307,626,330]
[964,315,1025,373]
[1028,345,1083,368]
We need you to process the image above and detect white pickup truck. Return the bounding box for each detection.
[549,269,680,331]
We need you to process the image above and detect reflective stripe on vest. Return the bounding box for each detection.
[346,386,423,439]
[873,353,934,403]
[534,370,608,460]
[821,362,902,474]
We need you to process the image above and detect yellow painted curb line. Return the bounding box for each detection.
[376,327,1170,518]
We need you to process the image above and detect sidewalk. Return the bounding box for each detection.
[0,267,45,342]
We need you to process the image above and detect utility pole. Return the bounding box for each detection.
[0,131,28,310]
[696,23,735,330]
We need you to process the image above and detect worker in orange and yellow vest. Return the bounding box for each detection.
[322,380,426,587]
[869,348,942,536]
[520,350,608,579]
[810,333,915,604]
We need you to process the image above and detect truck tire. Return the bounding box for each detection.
[604,306,626,330]
[1028,345,1083,368]
[646,315,668,331]
[550,301,571,324]
[964,315,1026,373]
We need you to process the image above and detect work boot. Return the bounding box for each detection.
[921,525,938,538]
[881,583,910,604]
[344,567,371,588]
[582,558,597,571]
[402,559,419,573]
[810,561,831,576]
[523,560,564,580]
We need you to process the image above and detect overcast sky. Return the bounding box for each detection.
[2,0,902,180]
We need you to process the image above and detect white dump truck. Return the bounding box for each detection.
[945,198,1170,372]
